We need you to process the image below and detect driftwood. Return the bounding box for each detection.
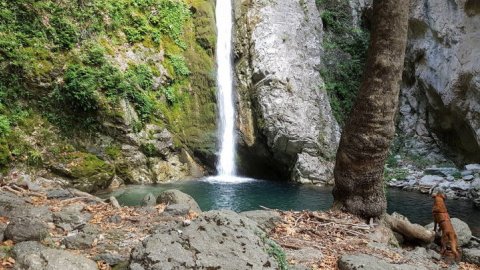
[385,212,434,244]
[66,188,107,204]
[109,196,121,209]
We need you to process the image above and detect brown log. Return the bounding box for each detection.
[385,212,434,244]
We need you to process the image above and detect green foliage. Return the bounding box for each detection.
[318,0,369,125]
[0,115,11,137]
[140,143,157,157]
[167,54,191,78]
[384,167,408,182]
[59,64,100,113]
[0,0,216,169]
[267,240,289,270]
[60,151,114,178]
[0,140,10,167]
[106,144,122,159]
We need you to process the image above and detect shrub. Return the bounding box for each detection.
[0,115,11,137]
[61,64,99,112]
[167,54,190,78]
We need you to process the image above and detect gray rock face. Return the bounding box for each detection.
[398,0,480,163]
[53,205,91,232]
[240,210,282,231]
[4,218,49,243]
[156,189,201,213]
[130,210,281,269]
[338,254,428,270]
[13,241,97,270]
[141,193,156,207]
[234,0,340,184]
[163,203,190,216]
[425,218,472,246]
[463,248,480,265]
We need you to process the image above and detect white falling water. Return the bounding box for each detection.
[215,0,236,177]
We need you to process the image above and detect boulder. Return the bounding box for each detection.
[286,247,323,265]
[156,189,201,213]
[240,210,282,231]
[46,188,73,199]
[425,218,472,246]
[463,248,480,265]
[130,210,282,269]
[234,0,340,183]
[466,164,480,172]
[163,203,190,216]
[141,193,156,207]
[6,205,53,223]
[4,217,49,243]
[0,191,27,216]
[338,254,428,270]
[13,241,97,270]
[62,233,95,249]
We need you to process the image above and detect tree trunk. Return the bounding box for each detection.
[332,0,410,218]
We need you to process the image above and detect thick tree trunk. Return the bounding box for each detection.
[332,0,410,218]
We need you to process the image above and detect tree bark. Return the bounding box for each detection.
[332,0,410,218]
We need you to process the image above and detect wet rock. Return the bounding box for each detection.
[4,217,49,242]
[338,254,428,270]
[156,189,201,213]
[130,210,280,269]
[13,241,97,270]
[141,193,156,207]
[240,210,282,231]
[426,218,472,246]
[463,248,480,265]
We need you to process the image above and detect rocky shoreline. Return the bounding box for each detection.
[0,178,479,269]
[387,161,480,208]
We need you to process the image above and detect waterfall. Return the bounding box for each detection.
[215,0,236,177]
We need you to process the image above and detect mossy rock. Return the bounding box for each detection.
[54,152,114,193]
[0,141,10,167]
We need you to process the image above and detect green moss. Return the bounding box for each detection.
[106,144,122,159]
[60,152,113,178]
[317,0,369,125]
[0,140,10,167]
[0,0,218,170]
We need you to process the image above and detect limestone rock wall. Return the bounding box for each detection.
[234,0,340,184]
[399,0,480,164]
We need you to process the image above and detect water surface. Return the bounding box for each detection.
[102,179,480,236]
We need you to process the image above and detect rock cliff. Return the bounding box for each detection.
[399,0,480,165]
[0,0,217,190]
[234,0,340,184]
